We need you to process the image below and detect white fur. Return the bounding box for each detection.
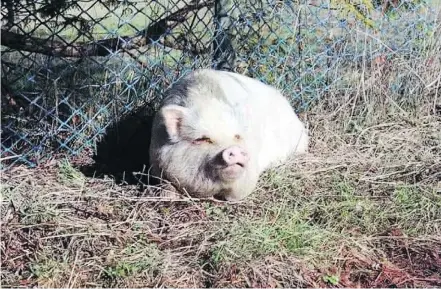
[149,68,309,200]
[192,69,308,172]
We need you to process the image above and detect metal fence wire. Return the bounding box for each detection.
[1,0,440,170]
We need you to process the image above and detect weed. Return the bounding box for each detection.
[58,159,86,187]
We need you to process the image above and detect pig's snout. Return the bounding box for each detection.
[212,146,249,182]
[221,146,249,167]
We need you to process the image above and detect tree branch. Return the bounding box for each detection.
[0,0,214,57]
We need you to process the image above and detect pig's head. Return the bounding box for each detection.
[151,100,253,198]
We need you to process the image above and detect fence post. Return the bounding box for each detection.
[212,0,236,71]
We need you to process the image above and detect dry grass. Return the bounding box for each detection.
[1,89,440,287]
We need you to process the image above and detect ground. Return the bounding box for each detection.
[1,100,441,287]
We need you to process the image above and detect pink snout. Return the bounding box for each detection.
[219,146,249,181]
[222,146,249,167]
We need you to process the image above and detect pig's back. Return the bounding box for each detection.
[210,70,308,171]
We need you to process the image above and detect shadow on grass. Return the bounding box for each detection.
[1,54,161,171]
[79,104,157,186]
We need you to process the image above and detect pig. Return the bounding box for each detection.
[148,68,308,201]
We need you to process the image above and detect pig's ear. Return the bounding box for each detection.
[161,105,188,139]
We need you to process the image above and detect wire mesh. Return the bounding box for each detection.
[1,0,440,170]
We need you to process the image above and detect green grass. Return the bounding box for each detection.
[58,158,86,187]
[207,168,441,267]
[100,242,163,281]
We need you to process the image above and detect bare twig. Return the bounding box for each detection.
[0,0,214,57]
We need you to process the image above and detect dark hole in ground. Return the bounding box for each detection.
[79,104,158,187]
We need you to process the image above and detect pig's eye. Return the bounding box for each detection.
[193,136,213,144]
[234,134,241,140]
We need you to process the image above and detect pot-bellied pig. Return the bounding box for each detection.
[149,69,308,201]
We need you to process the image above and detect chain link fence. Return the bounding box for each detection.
[1,0,440,171]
